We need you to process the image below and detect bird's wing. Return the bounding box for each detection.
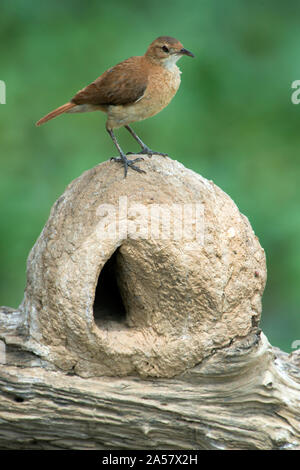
[71,57,148,106]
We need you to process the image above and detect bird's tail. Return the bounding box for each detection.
[36,102,76,126]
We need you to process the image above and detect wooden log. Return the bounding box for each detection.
[0,307,299,450]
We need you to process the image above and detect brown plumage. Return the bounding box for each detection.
[72,57,148,107]
[36,102,76,126]
[36,36,194,176]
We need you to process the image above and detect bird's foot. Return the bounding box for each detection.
[127,147,168,158]
[110,154,146,178]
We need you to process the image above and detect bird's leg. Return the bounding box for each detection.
[107,128,145,177]
[125,125,168,157]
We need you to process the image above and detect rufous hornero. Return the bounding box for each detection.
[36,36,194,177]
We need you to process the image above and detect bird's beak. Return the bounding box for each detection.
[180,48,195,58]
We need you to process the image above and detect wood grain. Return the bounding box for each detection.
[0,307,299,450]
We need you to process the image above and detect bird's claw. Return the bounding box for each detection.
[110,155,146,178]
[127,148,168,158]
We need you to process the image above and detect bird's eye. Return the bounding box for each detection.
[162,45,169,53]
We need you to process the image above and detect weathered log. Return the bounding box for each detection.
[0,156,299,450]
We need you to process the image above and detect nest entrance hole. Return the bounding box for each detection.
[93,249,127,327]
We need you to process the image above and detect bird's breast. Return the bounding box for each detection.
[107,65,181,128]
[145,64,181,111]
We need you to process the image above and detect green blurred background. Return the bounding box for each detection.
[1,0,299,351]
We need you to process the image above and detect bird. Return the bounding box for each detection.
[36,36,194,177]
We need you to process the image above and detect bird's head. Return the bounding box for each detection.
[145,36,194,68]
